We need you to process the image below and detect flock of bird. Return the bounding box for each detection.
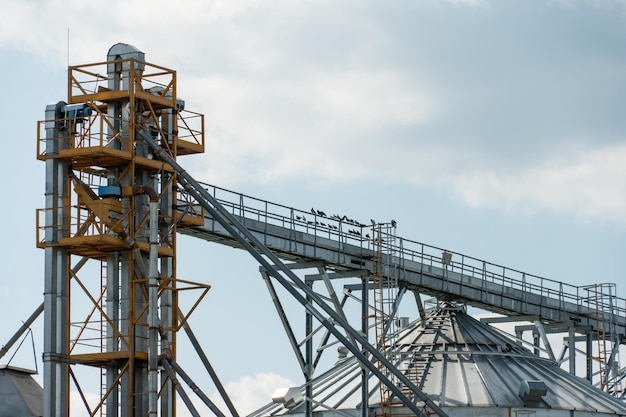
[293,208,396,239]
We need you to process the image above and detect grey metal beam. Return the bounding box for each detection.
[318,267,357,347]
[261,260,326,272]
[178,310,240,417]
[534,320,556,361]
[305,283,313,417]
[587,332,593,382]
[0,302,44,362]
[411,289,426,321]
[569,326,576,374]
[515,322,579,334]
[260,271,307,374]
[312,291,351,370]
[481,315,539,324]
[360,276,369,417]
[161,359,201,417]
[167,359,228,417]
[305,270,370,281]
[344,282,376,291]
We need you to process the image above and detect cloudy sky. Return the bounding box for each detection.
[1,0,625,415]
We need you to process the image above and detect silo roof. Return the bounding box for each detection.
[250,303,626,416]
[0,365,43,417]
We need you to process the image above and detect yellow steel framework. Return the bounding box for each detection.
[37,51,207,417]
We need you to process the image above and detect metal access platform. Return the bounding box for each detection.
[178,182,626,341]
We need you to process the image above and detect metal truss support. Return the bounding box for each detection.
[167,359,228,417]
[144,132,449,417]
[262,264,364,416]
[605,341,622,389]
[410,288,426,321]
[493,314,625,397]
[585,330,593,383]
[0,302,44,362]
[310,288,351,370]
[382,286,406,341]
[360,275,369,417]
[178,310,240,417]
[569,325,576,374]
[305,280,313,417]
[161,360,201,417]
[317,267,357,347]
[534,320,556,361]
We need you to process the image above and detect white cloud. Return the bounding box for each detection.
[451,144,626,225]
[304,70,434,128]
[0,0,280,67]
[3,0,624,228]
[175,372,297,417]
[69,391,101,417]
[185,68,436,185]
[548,0,626,9]
[66,372,295,417]
[222,372,297,415]
[446,0,487,6]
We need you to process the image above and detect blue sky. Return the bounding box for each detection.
[1,0,625,415]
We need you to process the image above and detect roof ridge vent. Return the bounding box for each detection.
[519,379,548,404]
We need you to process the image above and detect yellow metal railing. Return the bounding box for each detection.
[37,111,132,161]
[68,58,177,109]
[36,203,131,248]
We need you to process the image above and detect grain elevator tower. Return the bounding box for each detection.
[37,43,206,417]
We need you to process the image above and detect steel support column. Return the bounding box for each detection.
[43,101,70,417]
[361,276,369,417]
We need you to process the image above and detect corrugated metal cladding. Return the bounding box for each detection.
[0,366,43,417]
[249,303,626,417]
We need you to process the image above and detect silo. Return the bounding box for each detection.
[250,303,626,417]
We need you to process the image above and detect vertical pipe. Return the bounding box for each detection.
[569,325,576,375]
[107,253,120,417]
[43,101,70,417]
[533,332,540,357]
[586,331,593,382]
[159,165,175,417]
[120,252,131,417]
[305,283,313,417]
[361,276,369,417]
[414,290,426,321]
[148,200,159,416]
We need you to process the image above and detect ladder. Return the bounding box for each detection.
[373,223,400,417]
[586,283,622,394]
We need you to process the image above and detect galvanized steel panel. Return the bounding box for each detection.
[249,304,626,417]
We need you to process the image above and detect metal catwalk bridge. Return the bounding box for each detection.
[178,182,626,341]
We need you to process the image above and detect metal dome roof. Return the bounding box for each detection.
[250,303,626,417]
